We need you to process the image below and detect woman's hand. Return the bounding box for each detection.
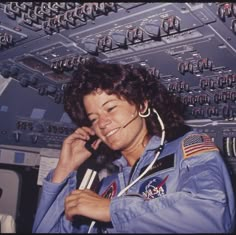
[65,189,111,222]
[52,126,102,183]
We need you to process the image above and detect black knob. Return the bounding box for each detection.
[38,86,46,96]
[10,66,19,77]
[1,69,10,78]
[14,132,21,142]
[231,19,236,34]
[31,135,38,144]
[218,4,226,21]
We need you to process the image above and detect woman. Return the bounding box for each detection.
[33,58,235,233]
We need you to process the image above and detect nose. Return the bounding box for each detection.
[97,114,111,129]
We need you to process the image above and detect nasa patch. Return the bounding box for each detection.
[139,175,168,199]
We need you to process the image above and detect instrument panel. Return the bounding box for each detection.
[0,1,235,171]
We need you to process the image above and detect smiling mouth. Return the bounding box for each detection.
[105,128,120,137]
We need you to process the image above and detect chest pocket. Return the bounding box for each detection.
[139,153,175,178]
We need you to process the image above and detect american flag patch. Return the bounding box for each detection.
[182,134,218,159]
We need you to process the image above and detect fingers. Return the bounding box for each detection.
[65,190,88,210]
[72,127,102,151]
[64,199,79,221]
[74,127,95,139]
[64,127,96,145]
[64,190,81,221]
[64,189,92,221]
[65,189,111,222]
[68,189,98,198]
[71,127,97,143]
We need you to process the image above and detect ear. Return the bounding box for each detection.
[140,100,149,113]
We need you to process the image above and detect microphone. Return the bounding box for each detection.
[122,111,139,128]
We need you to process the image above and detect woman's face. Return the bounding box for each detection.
[83,89,148,152]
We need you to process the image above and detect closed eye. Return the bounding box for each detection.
[88,115,98,124]
[90,118,96,123]
[107,105,117,112]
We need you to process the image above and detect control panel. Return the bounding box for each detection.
[0,2,235,173]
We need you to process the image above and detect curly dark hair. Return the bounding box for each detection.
[64,57,190,142]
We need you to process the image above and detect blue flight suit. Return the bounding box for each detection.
[32,131,235,233]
